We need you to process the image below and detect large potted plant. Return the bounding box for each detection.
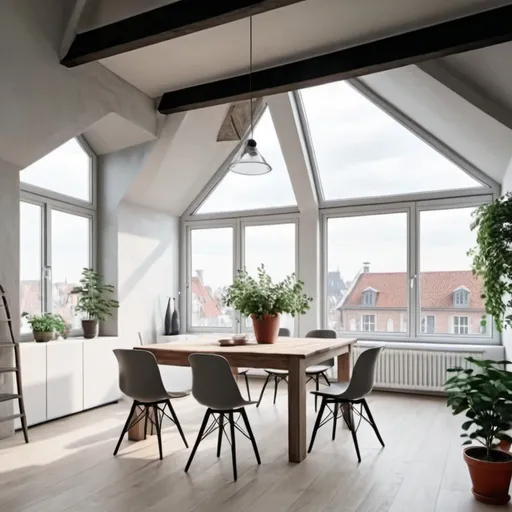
[446,357,512,505]
[71,268,119,339]
[21,312,66,342]
[222,265,312,344]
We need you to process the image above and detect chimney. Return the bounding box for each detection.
[196,269,204,282]
[363,262,370,273]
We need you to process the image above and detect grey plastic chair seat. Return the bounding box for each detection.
[308,346,385,463]
[306,364,332,375]
[112,349,188,460]
[185,353,261,481]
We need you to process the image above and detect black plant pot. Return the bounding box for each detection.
[82,319,98,339]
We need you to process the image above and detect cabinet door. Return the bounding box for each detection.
[83,337,121,410]
[15,343,47,428]
[46,341,83,420]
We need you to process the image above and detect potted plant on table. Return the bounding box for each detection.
[446,358,512,505]
[71,268,119,339]
[21,312,66,342]
[222,265,312,344]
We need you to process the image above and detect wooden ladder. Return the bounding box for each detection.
[0,284,28,443]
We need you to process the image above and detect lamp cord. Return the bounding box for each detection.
[249,15,253,140]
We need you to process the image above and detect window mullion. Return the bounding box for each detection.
[409,205,418,339]
[43,202,52,314]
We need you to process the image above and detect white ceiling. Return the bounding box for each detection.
[99,0,512,98]
[441,42,512,115]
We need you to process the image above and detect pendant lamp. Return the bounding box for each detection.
[229,17,272,176]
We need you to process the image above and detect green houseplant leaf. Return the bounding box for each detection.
[21,312,66,334]
[469,193,512,332]
[70,268,119,321]
[445,357,512,461]
[222,265,313,318]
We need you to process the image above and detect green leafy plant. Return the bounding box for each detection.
[222,265,313,318]
[71,268,119,321]
[469,193,512,332]
[446,357,512,461]
[21,312,66,334]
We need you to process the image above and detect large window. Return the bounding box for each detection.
[326,212,408,335]
[21,138,92,202]
[186,218,298,333]
[300,81,483,202]
[419,206,488,338]
[189,227,233,329]
[20,137,95,336]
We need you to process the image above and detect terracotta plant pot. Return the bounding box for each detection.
[82,319,99,339]
[251,314,280,344]
[33,331,53,343]
[463,446,512,505]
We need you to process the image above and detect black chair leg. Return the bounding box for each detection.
[273,376,280,405]
[185,409,211,472]
[308,397,327,453]
[332,402,338,441]
[113,401,137,456]
[240,408,261,464]
[154,406,163,460]
[217,413,224,457]
[257,374,271,407]
[362,399,385,447]
[314,375,319,412]
[166,399,189,448]
[244,373,251,401]
[321,372,331,387]
[342,403,361,463]
[350,427,362,463]
[144,407,149,440]
[229,411,238,481]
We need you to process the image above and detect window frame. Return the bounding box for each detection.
[321,193,500,345]
[183,213,300,334]
[20,136,96,340]
[362,314,376,332]
[453,316,470,335]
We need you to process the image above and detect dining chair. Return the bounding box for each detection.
[112,349,189,460]
[185,353,261,481]
[307,346,384,462]
[257,328,334,410]
[256,327,291,407]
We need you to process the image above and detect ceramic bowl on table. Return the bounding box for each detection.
[232,334,248,345]
[218,338,235,347]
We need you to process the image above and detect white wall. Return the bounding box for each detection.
[0,160,20,438]
[117,202,179,344]
[501,159,512,360]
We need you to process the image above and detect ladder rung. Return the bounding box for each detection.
[0,343,15,347]
[0,393,21,403]
[0,319,11,322]
[0,413,23,424]
[0,367,17,373]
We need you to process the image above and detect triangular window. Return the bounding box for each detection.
[196,109,297,214]
[300,81,484,201]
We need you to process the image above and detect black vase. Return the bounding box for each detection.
[171,298,180,335]
[164,298,172,335]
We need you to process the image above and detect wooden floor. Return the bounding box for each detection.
[0,380,509,512]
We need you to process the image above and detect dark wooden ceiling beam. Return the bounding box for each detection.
[158,5,512,114]
[61,0,306,67]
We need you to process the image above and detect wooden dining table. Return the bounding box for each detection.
[132,336,356,463]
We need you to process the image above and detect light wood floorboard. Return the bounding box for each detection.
[0,379,509,512]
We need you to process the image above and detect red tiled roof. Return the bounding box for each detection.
[342,271,484,309]
[191,277,222,317]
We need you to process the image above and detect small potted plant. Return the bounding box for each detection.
[446,357,512,505]
[222,265,312,344]
[21,312,66,342]
[71,268,119,339]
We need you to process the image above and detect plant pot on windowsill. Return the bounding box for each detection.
[81,319,99,339]
[251,314,280,344]
[463,447,512,505]
[33,331,54,343]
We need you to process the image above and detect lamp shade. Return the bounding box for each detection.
[228,139,272,176]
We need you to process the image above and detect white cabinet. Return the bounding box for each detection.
[83,337,122,410]
[46,340,84,420]
[15,343,47,427]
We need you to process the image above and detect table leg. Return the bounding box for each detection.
[288,356,306,463]
[337,347,353,428]
[128,405,156,441]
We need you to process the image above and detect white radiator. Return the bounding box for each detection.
[352,346,483,393]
